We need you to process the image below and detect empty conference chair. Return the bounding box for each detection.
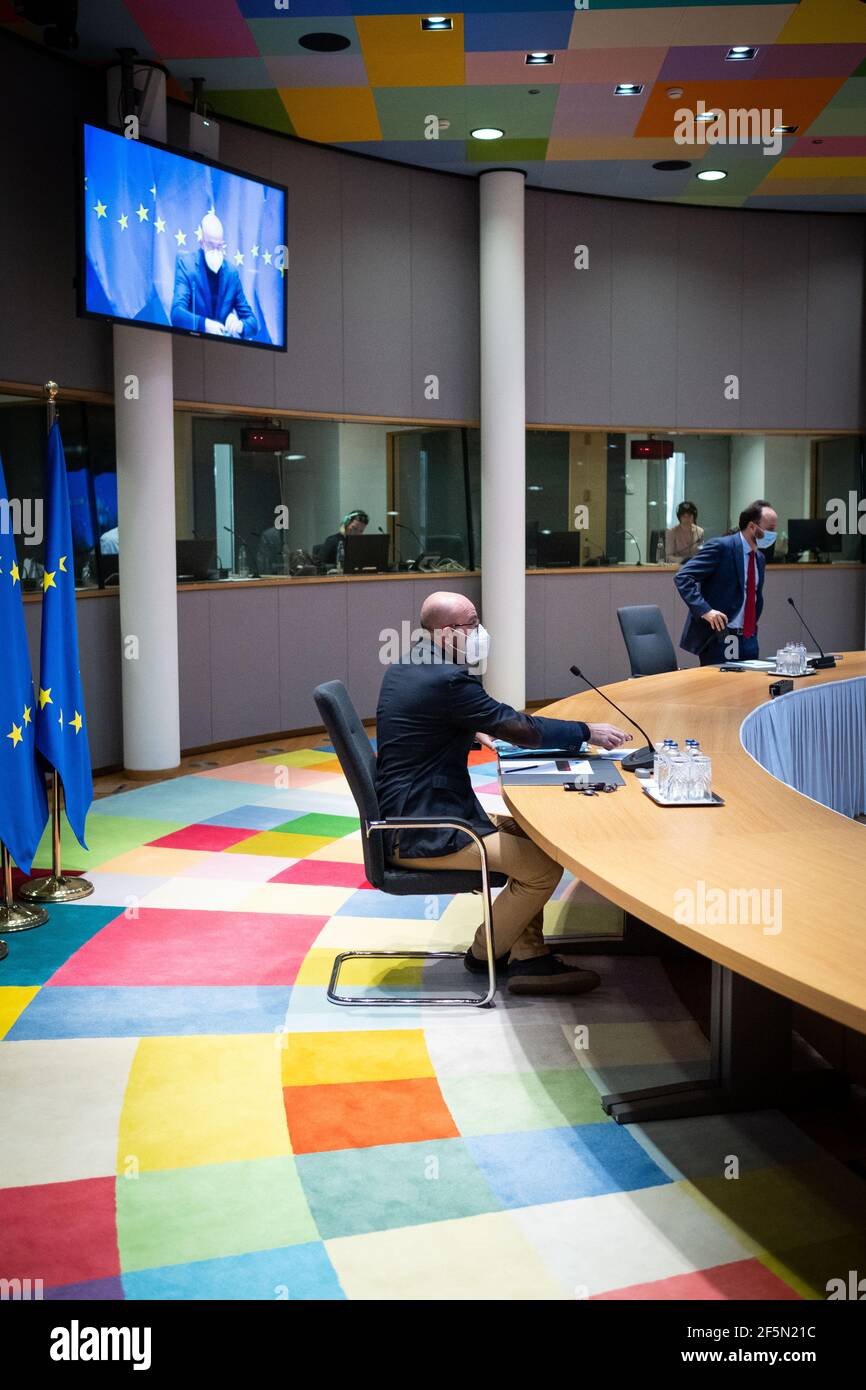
[617,605,678,678]
[313,680,506,1007]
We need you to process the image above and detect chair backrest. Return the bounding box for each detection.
[313,680,385,886]
[617,604,677,677]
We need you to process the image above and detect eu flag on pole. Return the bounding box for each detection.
[35,422,93,849]
[0,456,48,872]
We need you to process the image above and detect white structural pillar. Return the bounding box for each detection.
[107,65,181,772]
[479,169,526,707]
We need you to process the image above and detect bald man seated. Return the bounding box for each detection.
[171,211,258,340]
[375,592,632,996]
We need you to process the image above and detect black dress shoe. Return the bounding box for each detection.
[463,947,510,976]
[507,954,601,997]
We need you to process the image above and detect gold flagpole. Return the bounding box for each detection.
[18,381,93,906]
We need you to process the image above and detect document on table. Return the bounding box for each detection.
[502,758,593,776]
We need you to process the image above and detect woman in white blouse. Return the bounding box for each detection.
[665,501,704,563]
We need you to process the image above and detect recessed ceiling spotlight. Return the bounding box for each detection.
[421,16,453,30]
[697,169,728,181]
[471,127,505,140]
[286,454,306,461]
[614,83,643,96]
[525,51,554,65]
[726,46,757,61]
[772,124,798,134]
[298,32,351,52]
[653,160,692,171]
[666,87,684,99]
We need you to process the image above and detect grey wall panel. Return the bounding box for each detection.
[347,580,418,720]
[209,586,281,741]
[544,194,613,426]
[0,42,112,392]
[675,208,742,430]
[806,217,866,431]
[277,581,348,731]
[272,141,344,415]
[544,572,611,700]
[740,212,808,429]
[341,159,413,418]
[172,337,206,405]
[759,566,804,659]
[178,591,213,749]
[525,574,547,703]
[800,568,865,655]
[610,203,679,427]
[524,191,546,423]
[202,335,277,409]
[76,598,123,770]
[410,172,479,421]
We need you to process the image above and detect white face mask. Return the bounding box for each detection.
[756,530,777,549]
[204,248,224,274]
[464,624,490,669]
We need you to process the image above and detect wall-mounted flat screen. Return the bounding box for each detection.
[79,122,287,350]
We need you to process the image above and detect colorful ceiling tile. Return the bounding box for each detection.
[3,0,866,210]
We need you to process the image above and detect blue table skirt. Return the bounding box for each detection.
[740,675,866,820]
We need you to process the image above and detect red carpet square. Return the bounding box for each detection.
[147,824,260,852]
[270,861,371,889]
[284,1077,460,1154]
[0,1177,120,1289]
[592,1259,802,1301]
[49,908,328,987]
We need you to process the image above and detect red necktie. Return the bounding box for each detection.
[743,550,757,638]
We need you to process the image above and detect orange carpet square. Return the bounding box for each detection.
[283,1077,459,1154]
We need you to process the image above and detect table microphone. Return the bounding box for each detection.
[569,665,655,772]
[786,596,836,668]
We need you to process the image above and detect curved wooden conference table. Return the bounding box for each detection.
[503,653,866,1123]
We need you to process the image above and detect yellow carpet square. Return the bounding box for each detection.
[224,832,334,858]
[281,1028,434,1087]
[0,986,40,1039]
[94,846,211,876]
[294,947,424,988]
[118,1034,292,1173]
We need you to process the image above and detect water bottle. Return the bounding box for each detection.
[657,740,677,798]
[652,741,667,786]
[238,542,250,578]
[656,533,666,564]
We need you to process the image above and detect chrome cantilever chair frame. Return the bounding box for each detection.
[327,817,498,1009]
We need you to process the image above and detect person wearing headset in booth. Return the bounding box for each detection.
[314,509,369,570]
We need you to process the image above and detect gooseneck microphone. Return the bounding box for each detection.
[786,596,836,668]
[569,665,655,772]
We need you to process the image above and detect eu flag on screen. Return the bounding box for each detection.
[0,456,48,872]
[35,422,93,849]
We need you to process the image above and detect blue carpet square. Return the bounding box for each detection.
[122,1242,344,1300]
[203,805,306,830]
[0,904,122,985]
[295,1138,502,1240]
[45,1277,125,1300]
[6,986,294,1040]
[335,889,455,919]
[466,1124,672,1208]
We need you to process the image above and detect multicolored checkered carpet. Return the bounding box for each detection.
[2,743,865,1300]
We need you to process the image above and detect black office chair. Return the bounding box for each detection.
[617,605,678,677]
[313,680,507,1007]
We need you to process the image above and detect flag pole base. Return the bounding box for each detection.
[0,900,49,931]
[18,874,94,904]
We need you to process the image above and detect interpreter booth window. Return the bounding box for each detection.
[525,428,865,569]
[0,393,118,591]
[387,427,480,572]
[183,414,401,577]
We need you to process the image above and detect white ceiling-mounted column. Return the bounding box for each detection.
[479,169,526,707]
[106,61,180,773]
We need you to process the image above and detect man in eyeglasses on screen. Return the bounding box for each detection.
[171,211,258,340]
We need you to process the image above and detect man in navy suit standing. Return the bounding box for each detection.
[674,499,778,665]
[171,211,258,340]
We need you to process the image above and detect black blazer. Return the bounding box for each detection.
[170,251,258,338]
[375,640,591,859]
[674,532,765,655]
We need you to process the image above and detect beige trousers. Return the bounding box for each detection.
[391,814,562,962]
